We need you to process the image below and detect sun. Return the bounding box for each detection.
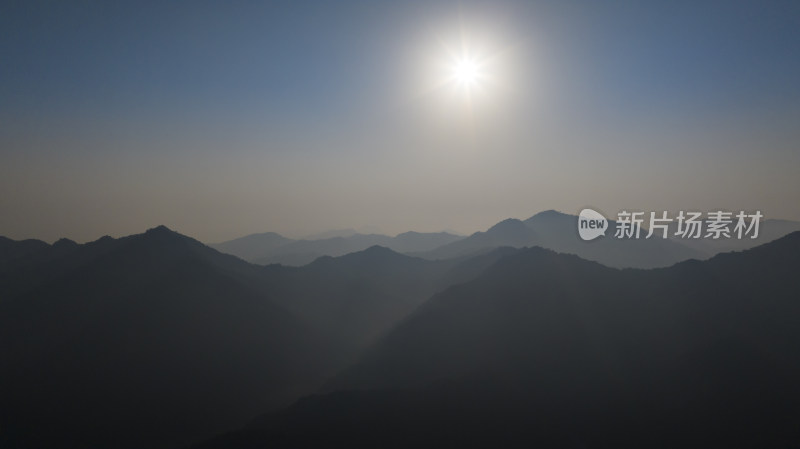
[450,57,481,89]
[445,53,487,95]
[425,27,507,105]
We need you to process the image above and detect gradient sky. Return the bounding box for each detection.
[2,0,799,243]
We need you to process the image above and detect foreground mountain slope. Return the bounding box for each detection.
[331,231,800,391]
[201,232,800,448]
[257,247,451,361]
[0,229,506,449]
[0,227,334,449]
[256,245,523,363]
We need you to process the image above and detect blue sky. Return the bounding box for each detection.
[2,0,799,242]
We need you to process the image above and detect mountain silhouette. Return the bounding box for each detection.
[255,245,518,365]
[669,217,800,254]
[209,231,293,262]
[211,231,463,266]
[420,209,706,268]
[0,226,337,449]
[5,225,800,449]
[210,211,799,269]
[415,218,540,260]
[0,228,497,449]
[201,231,800,449]
[525,209,707,268]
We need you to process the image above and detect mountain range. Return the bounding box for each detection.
[212,210,800,269]
[197,231,800,449]
[2,219,800,448]
[0,227,507,448]
[211,231,463,266]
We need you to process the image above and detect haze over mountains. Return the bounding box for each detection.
[2,216,800,448]
[199,232,800,449]
[0,227,508,448]
[1,227,333,448]
[4,1,798,448]
[211,231,463,266]
[213,210,800,269]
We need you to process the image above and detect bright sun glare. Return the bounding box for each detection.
[450,57,481,89]
[428,27,506,105]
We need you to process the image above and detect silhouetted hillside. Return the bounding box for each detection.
[6,226,800,449]
[415,218,539,260]
[526,209,707,268]
[255,245,521,363]
[201,232,800,449]
[0,227,335,449]
[671,217,800,254]
[209,232,293,262]
[211,231,462,266]
[421,210,706,268]
[256,246,452,362]
[211,211,800,269]
[0,229,494,449]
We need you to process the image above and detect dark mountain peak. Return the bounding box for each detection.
[340,245,410,263]
[52,228,200,270]
[252,231,285,238]
[487,218,527,234]
[145,225,177,236]
[417,219,538,260]
[0,236,48,248]
[530,209,570,218]
[485,219,538,246]
[137,226,195,247]
[219,231,289,243]
[53,238,78,249]
[396,231,423,238]
[363,244,396,254]
[469,245,617,286]
[524,209,573,224]
[0,237,51,262]
[94,235,115,244]
[309,245,420,271]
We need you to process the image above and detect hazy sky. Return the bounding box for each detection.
[2,0,799,243]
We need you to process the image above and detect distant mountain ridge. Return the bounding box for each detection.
[415,210,705,268]
[210,230,463,266]
[211,211,800,269]
[416,209,800,269]
[209,231,293,262]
